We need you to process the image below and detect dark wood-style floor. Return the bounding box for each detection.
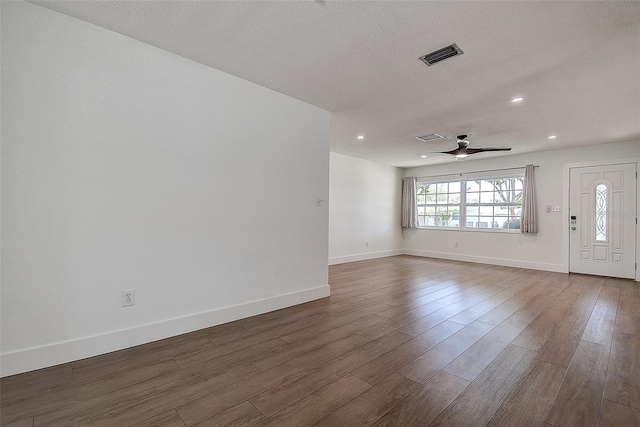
[1,256,639,427]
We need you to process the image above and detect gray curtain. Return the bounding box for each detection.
[520,164,538,233]
[402,177,418,228]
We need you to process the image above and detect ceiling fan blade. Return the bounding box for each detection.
[466,147,512,154]
[430,134,512,157]
[438,149,464,155]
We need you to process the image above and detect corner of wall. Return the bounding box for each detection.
[328,249,404,265]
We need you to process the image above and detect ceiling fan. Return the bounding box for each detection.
[437,135,512,159]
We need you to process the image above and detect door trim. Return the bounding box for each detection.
[563,158,639,281]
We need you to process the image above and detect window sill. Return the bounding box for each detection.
[415,227,521,234]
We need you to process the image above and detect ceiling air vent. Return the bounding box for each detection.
[416,133,444,142]
[419,44,463,66]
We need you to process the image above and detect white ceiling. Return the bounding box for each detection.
[31,1,640,167]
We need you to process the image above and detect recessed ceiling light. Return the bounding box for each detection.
[511,97,524,103]
[455,154,468,159]
[357,135,365,140]
[548,135,557,140]
[420,154,428,158]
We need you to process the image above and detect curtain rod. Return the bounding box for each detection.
[416,165,539,180]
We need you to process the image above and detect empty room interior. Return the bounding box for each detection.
[2,1,640,426]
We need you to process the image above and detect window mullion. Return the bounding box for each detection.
[460,179,467,230]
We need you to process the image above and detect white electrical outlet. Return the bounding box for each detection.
[366,241,369,247]
[454,242,459,248]
[121,289,135,307]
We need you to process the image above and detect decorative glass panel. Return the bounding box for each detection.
[595,184,607,241]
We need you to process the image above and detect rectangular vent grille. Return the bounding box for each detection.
[420,44,463,66]
[416,133,444,142]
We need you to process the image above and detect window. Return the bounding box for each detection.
[466,177,523,230]
[416,181,461,227]
[417,172,524,232]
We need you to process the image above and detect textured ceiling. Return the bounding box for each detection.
[30,1,640,167]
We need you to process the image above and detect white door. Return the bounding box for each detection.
[569,163,636,278]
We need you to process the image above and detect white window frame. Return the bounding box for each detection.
[416,170,524,233]
[416,180,462,229]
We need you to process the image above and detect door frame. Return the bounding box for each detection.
[562,158,639,281]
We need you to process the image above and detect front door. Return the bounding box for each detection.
[569,163,636,278]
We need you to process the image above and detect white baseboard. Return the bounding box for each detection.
[328,249,404,265]
[403,249,567,273]
[328,248,565,273]
[0,285,330,378]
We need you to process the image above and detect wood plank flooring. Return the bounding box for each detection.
[1,255,639,426]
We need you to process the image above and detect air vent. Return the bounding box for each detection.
[416,133,444,142]
[419,44,463,66]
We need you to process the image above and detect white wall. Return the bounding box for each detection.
[329,153,403,264]
[1,2,330,376]
[403,140,640,275]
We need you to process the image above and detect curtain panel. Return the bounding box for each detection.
[520,164,538,233]
[402,177,418,228]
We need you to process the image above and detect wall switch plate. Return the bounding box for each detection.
[546,205,552,213]
[121,289,135,307]
[552,206,562,212]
